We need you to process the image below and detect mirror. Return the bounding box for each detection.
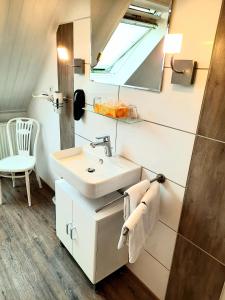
[90,0,172,92]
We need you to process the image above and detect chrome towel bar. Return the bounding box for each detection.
[95,174,166,213]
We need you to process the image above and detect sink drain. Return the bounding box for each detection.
[87,167,95,173]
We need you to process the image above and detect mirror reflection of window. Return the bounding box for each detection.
[93,21,154,71]
[91,0,172,92]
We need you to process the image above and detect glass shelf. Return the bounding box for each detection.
[83,106,143,124]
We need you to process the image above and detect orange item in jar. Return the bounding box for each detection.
[106,105,117,118]
[115,105,129,118]
[94,103,100,113]
[94,101,130,119]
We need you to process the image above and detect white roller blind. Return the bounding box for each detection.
[94,22,150,70]
[91,0,131,66]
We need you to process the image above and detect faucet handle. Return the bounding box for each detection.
[96,135,110,142]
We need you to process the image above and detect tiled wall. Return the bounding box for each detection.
[167,2,225,298]
[73,1,222,299]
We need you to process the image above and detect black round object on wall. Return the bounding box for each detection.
[73,89,85,120]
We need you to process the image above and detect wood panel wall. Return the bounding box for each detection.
[179,137,225,263]
[166,1,225,299]
[57,23,75,150]
[166,236,225,300]
[0,0,62,112]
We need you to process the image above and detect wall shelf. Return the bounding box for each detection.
[83,106,143,124]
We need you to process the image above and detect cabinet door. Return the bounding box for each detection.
[55,180,73,254]
[72,201,96,283]
[95,210,128,282]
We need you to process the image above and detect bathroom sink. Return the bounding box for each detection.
[51,146,141,199]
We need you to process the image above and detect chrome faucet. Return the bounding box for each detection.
[90,135,112,157]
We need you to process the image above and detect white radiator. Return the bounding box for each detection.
[0,123,17,160]
[0,123,9,159]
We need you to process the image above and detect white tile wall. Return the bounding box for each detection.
[116,121,195,186]
[75,111,117,151]
[145,221,177,270]
[142,168,184,231]
[140,166,184,280]
[74,18,91,64]
[165,0,222,69]
[120,69,208,133]
[75,133,91,146]
[128,250,170,300]
[74,66,119,105]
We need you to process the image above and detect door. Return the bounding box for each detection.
[55,179,73,254]
[72,198,96,283]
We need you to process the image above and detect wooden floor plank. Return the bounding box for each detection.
[0,176,156,300]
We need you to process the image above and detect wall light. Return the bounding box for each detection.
[57,47,85,74]
[57,47,69,61]
[164,34,197,85]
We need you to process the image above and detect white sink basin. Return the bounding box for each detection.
[51,146,141,199]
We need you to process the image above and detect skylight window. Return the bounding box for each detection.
[93,21,151,71]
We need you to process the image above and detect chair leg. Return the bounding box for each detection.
[34,167,42,189]
[0,178,2,205]
[12,173,16,188]
[25,171,31,207]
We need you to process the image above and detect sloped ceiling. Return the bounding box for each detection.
[0,0,69,113]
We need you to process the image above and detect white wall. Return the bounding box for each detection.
[73,0,222,299]
[28,0,222,298]
[28,0,90,189]
[28,32,59,189]
[0,111,27,123]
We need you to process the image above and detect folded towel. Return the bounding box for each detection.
[118,181,160,263]
[140,181,160,234]
[118,203,147,262]
[124,179,150,221]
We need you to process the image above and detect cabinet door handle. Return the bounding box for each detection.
[66,223,72,235]
[70,226,77,240]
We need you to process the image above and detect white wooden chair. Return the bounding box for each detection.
[0,118,42,206]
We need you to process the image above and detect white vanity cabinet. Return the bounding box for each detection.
[55,179,128,284]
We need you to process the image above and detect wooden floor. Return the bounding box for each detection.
[0,176,157,300]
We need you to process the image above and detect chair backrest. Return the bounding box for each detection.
[6,118,40,157]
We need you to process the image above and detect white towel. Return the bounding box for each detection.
[124,179,150,221]
[140,181,160,234]
[118,181,160,263]
[118,203,147,263]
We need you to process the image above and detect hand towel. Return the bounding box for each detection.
[140,181,160,234]
[118,181,160,263]
[124,179,150,221]
[118,203,147,262]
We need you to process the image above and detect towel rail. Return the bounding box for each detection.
[95,173,166,213]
